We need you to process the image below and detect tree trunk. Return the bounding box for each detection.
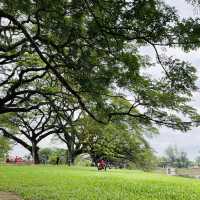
[32,143,40,164]
[90,153,99,167]
[65,141,74,166]
[67,149,75,166]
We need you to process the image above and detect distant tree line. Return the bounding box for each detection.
[157,145,200,169]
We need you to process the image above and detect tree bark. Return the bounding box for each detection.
[67,149,75,166]
[31,142,40,164]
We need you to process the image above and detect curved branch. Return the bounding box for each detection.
[0,10,105,124]
[0,127,31,151]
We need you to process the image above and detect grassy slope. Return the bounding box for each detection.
[0,165,200,200]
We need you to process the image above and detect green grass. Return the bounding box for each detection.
[1,165,200,200]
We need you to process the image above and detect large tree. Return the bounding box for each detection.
[0,106,62,164]
[76,113,157,168]
[0,47,48,114]
[0,0,199,132]
[53,97,157,166]
[51,97,83,165]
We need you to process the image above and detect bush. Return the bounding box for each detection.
[74,154,91,167]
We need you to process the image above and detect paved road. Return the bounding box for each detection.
[0,192,21,200]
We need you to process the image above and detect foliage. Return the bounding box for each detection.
[162,145,191,168]
[186,0,200,6]
[39,148,67,164]
[52,97,158,168]
[0,0,199,132]
[38,148,53,164]
[74,154,92,167]
[76,113,157,170]
[0,136,11,159]
[0,106,62,164]
[48,149,66,165]
[1,0,200,168]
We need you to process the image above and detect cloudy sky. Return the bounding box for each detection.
[148,0,200,160]
[11,0,200,160]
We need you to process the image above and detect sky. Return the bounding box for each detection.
[148,0,200,160]
[10,0,200,160]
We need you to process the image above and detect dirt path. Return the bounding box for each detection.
[0,192,21,200]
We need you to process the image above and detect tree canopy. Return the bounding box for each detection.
[0,0,199,131]
[1,0,200,165]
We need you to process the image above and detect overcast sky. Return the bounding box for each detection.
[148,0,200,160]
[11,0,200,160]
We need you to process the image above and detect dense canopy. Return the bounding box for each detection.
[0,0,200,164]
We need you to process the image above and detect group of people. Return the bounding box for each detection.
[6,156,24,164]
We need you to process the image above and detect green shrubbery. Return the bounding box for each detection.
[0,136,11,162]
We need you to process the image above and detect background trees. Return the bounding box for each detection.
[0,0,200,167]
[0,106,62,164]
[65,111,157,169]
[158,145,191,168]
[39,148,66,164]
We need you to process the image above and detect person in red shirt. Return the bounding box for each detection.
[98,159,107,171]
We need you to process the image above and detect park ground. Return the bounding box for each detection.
[1,165,200,200]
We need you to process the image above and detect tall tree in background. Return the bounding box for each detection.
[0,106,62,164]
[53,103,83,166]
[165,145,190,168]
[79,117,156,167]
[0,0,199,132]
[54,98,158,166]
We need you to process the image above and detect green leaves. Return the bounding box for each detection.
[0,113,18,132]
[162,57,197,94]
[0,136,11,159]
[0,0,200,133]
[174,18,200,51]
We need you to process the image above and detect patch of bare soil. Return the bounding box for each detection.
[0,192,21,200]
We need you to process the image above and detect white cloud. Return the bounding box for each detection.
[165,0,198,18]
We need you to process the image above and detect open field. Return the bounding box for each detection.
[1,165,200,200]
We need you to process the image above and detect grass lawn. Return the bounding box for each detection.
[0,165,200,200]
